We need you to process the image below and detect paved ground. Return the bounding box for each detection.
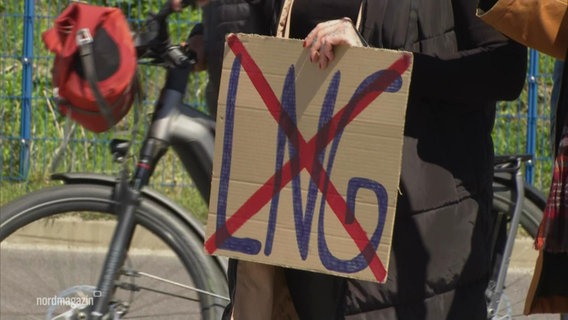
[504,237,564,320]
[0,219,565,319]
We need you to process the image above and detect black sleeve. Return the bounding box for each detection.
[409,0,527,104]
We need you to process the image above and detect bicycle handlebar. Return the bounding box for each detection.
[494,154,533,167]
[132,1,198,69]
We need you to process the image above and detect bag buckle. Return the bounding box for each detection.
[76,28,93,46]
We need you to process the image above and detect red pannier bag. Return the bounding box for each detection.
[42,3,137,133]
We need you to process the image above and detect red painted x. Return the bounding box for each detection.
[205,34,411,282]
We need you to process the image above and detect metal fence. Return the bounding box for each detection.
[0,0,558,193]
[1,0,206,190]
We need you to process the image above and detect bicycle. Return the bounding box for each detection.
[0,3,556,320]
[1,5,228,320]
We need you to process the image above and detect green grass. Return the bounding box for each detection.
[153,183,209,222]
[0,173,209,223]
[0,181,52,206]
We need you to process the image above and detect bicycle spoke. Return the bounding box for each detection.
[127,271,229,301]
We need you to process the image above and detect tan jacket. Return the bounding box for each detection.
[479,0,567,60]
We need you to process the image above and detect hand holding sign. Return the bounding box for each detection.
[303,17,364,69]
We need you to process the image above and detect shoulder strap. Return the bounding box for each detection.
[276,0,294,38]
[355,1,363,30]
[76,28,117,127]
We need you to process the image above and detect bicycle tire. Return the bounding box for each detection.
[492,178,544,238]
[0,183,228,320]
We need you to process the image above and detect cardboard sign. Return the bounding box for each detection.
[205,33,413,283]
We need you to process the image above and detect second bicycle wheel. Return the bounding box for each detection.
[489,180,559,320]
[0,183,228,320]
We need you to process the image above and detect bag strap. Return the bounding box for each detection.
[76,28,118,128]
[276,0,294,38]
[276,0,364,39]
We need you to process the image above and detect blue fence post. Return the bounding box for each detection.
[19,0,35,180]
[525,49,539,184]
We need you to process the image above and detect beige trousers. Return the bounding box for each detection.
[230,261,299,320]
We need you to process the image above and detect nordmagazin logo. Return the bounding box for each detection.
[36,292,99,308]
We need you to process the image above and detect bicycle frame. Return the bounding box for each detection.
[140,68,216,203]
[90,65,217,318]
[487,155,530,318]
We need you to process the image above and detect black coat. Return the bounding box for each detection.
[201,0,270,117]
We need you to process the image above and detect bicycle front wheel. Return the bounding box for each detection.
[0,183,228,320]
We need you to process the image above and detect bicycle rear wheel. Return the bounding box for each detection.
[0,183,228,320]
[490,179,551,320]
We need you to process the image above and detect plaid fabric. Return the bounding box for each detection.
[536,125,568,253]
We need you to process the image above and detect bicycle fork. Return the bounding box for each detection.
[89,138,169,319]
[487,158,526,318]
[89,67,191,320]
[89,177,139,319]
